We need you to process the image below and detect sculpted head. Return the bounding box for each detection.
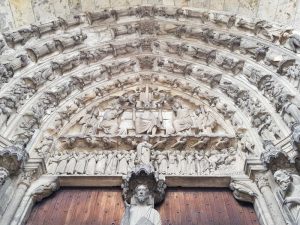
[142,136,150,142]
[134,184,150,204]
[274,170,292,192]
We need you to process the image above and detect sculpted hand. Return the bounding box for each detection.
[124,200,130,208]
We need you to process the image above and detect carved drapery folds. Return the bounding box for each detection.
[45,144,239,176]
[40,84,242,177]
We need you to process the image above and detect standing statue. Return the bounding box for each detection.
[47,152,61,174]
[274,170,300,225]
[177,151,187,175]
[105,151,118,175]
[195,150,210,175]
[86,151,97,175]
[65,152,78,174]
[121,184,162,225]
[95,151,108,175]
[55,151,70,174]
[167,151,177,175]
[136,136,153,165]
[156,152,168,174]
[74,152,87,174]
[117,150,129,175]
[128,150,136,171]
[186,152,196,175]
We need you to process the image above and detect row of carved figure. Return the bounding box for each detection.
[0,36,299,120]
[1,48,298,124]
[0,33,87,86]
[0,6,297,50]
[47,148,237,176]
[2,32,299,88]
[1,20,299,101]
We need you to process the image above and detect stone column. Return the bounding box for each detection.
[10,176,59,225]
[0,170,35,225]
[0,182,29,225]
[256,174,286,225]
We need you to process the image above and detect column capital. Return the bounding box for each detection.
[255,175,270,190]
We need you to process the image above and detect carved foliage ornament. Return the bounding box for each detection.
[0,145,28,173]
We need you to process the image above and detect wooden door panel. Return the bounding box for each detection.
[26,187,259,225]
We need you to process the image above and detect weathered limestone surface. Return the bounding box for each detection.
[1,0,300,31]
[0,2,299,225]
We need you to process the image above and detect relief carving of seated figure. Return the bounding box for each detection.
[135,110,162,135]
[121,184,162,225]
[98,104,123,134]
[172,102,193,134]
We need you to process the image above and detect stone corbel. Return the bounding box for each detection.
[10,175,59,225]
[229,178,258,203]
[230,176,275,225]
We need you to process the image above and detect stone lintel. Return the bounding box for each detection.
[58,175,231,187]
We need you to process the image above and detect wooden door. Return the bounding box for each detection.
[26,187,259,225]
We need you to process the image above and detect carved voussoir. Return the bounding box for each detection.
[54,33,87,53]
[86,10,117,25]
[26,41,56,62]
[27,176,59,202]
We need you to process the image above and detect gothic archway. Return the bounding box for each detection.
[0,5,300,225]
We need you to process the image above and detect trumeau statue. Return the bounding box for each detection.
[121,165,165,225]
[274,170,300,225]
[121,184,162,225]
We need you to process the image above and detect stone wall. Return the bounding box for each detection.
[0,0,300,32]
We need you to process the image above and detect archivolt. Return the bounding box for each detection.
[0,6,299,164]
